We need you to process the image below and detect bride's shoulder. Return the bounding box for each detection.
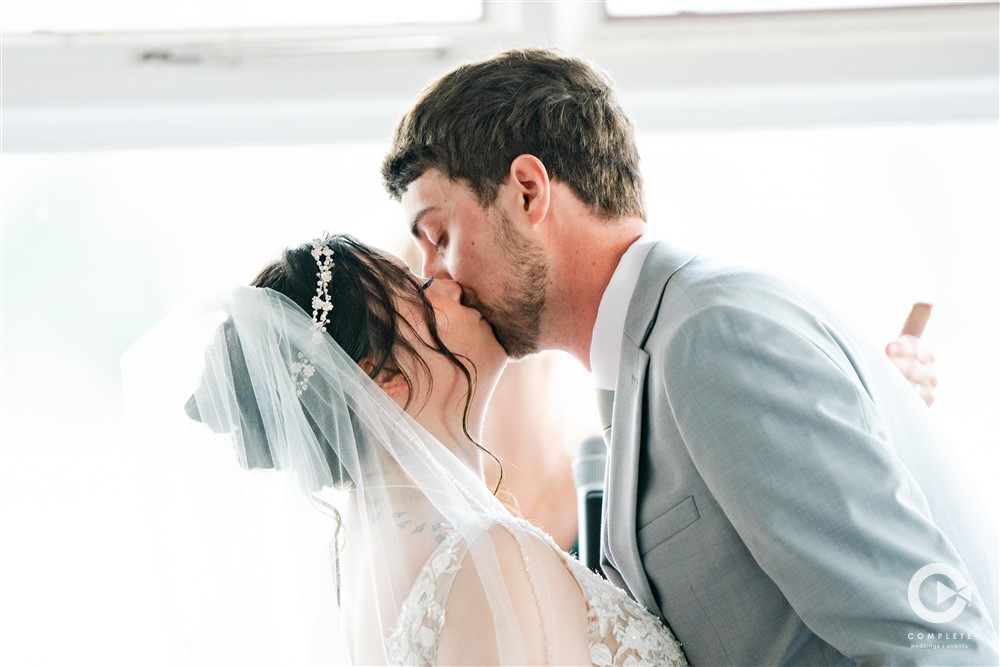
[463,515,563,560]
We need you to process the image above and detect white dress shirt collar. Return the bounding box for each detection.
[590,235,659,391]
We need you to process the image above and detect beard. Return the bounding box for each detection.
[464,208,548,360]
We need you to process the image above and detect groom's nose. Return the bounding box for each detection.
[421,254,453,281]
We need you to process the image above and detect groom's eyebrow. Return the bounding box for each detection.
[409,206,438,239]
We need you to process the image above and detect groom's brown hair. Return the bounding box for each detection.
[382,48,645,221]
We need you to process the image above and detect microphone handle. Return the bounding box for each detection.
[578,487,604,575]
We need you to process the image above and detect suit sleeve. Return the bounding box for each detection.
[661,304,998,666]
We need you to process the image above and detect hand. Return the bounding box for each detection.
[885,335,937,407]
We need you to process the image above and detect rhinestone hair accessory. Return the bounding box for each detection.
[290,233,336,396]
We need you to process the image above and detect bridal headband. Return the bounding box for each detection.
[290,233,336,396]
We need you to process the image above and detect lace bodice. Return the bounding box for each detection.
[385,518,687,666]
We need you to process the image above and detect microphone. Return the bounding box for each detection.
[572,436,607,575]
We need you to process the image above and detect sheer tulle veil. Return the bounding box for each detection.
[122,281,576,664]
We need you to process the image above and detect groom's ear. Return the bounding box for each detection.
[508,154,551,226]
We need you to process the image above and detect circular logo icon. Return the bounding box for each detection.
[908,563,971,624]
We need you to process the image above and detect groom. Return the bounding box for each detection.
[382,49,998,665]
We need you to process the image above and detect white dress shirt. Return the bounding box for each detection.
[589,235,659,391]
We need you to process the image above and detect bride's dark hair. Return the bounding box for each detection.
[186,234,501,492]
[250,234,501,489]
[251,234,472,413]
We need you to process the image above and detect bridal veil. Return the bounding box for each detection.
[122,284,581,664]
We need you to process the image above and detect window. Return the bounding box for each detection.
[606,0,996,17]
[3,120,996,664]
[2,0,483,33]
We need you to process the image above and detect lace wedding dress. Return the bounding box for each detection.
[386,516,688,667]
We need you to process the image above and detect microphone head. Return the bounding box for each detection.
[572,436,607,490]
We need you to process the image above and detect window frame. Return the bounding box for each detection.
[3,2,996,151]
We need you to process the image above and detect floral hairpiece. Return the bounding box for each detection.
[309,236,336,336]
[290,233,335,396]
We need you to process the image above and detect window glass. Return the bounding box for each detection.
[3,1,483,33]
[606,0,994,17]
[3,122,996,661]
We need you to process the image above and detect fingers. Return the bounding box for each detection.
[886,335,935,365]
[885,335,937,407]
[915,382,936,408]
[897,356,938,389]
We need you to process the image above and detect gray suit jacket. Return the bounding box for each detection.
[600,242,999,666]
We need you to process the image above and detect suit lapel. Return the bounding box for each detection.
[605,343,657,609]
[602,242,697,613]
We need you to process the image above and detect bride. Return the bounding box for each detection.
[125,233,688,666]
